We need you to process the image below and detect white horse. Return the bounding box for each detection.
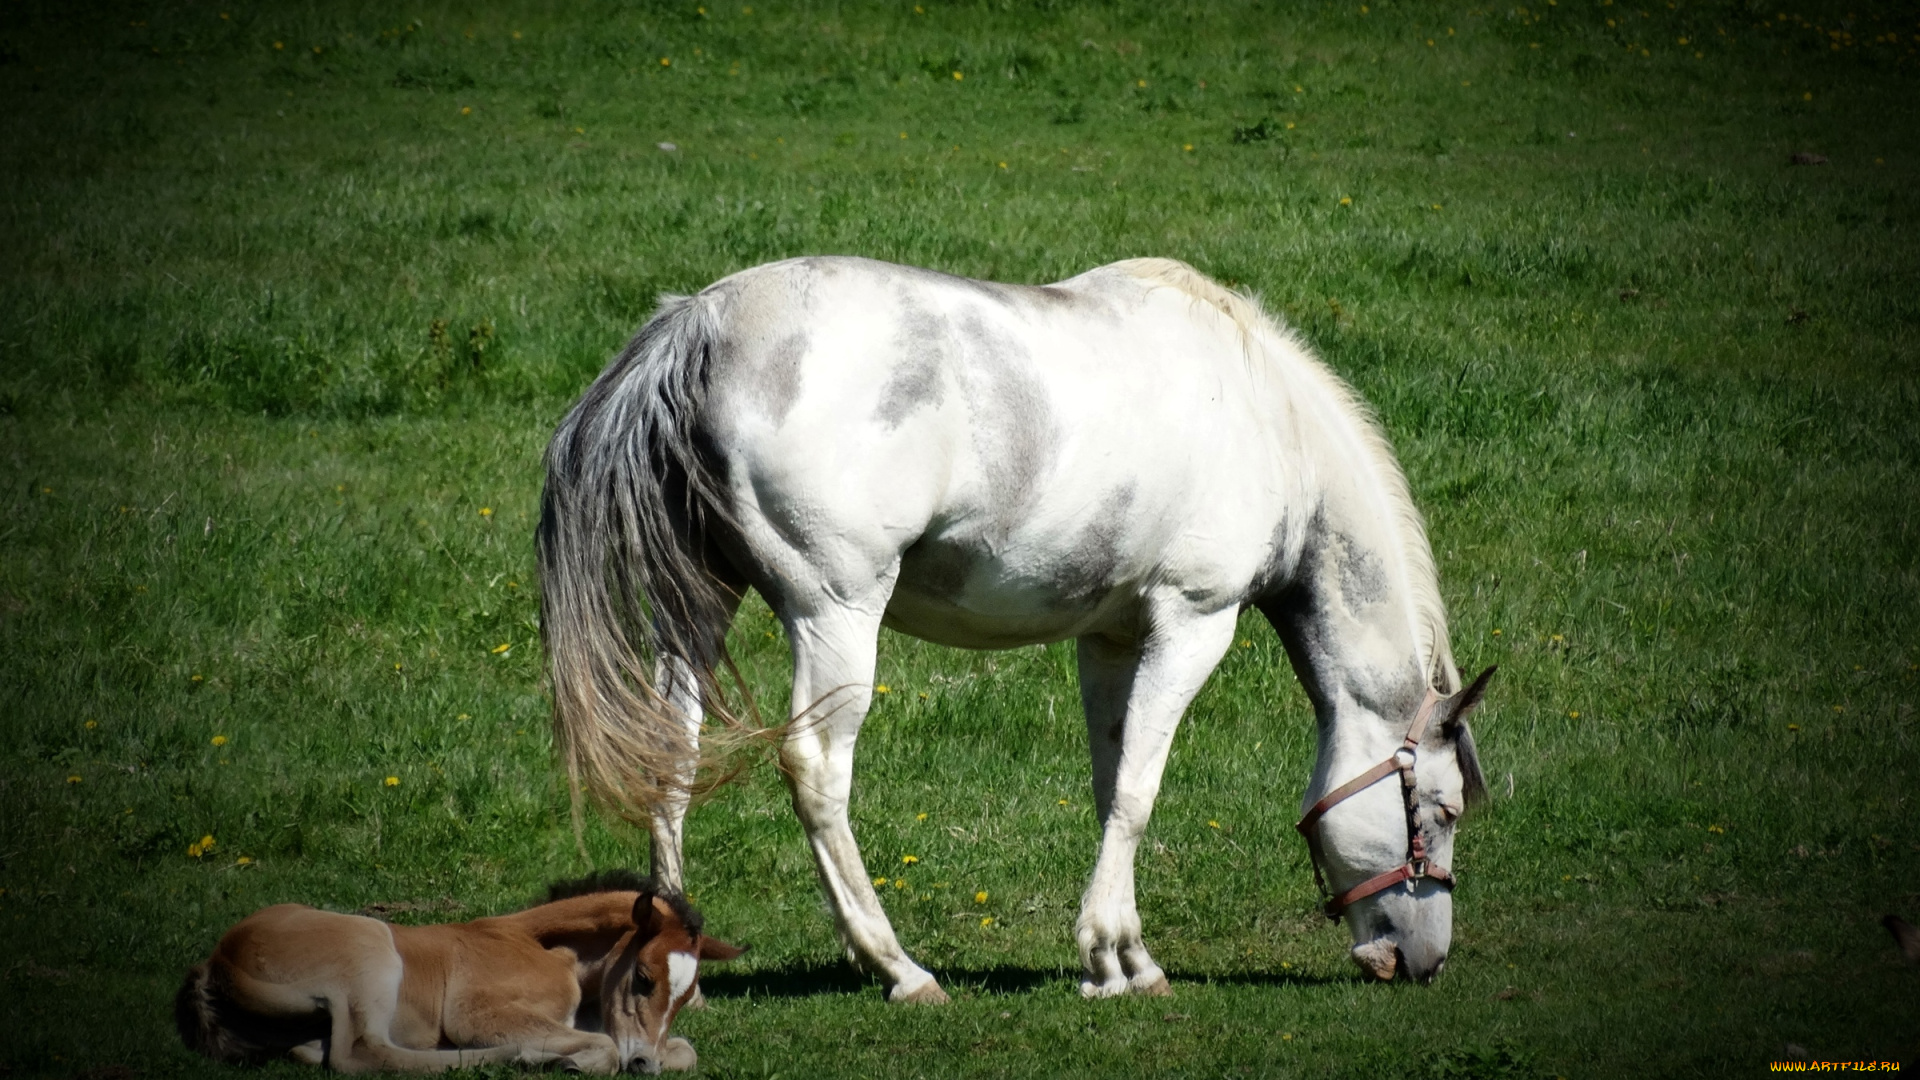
[538,256,1491,1002]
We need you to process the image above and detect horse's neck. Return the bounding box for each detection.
[1268,435,1437,786]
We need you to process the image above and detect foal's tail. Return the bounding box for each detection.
[539,293,755,828]
[173,963,266,1063]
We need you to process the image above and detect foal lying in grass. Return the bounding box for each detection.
[176,871,744,1074]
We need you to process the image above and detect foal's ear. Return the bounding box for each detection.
[632,894,671,939]
[697,937,748,963]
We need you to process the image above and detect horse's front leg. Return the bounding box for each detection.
[1076,605,1240,998]
[781,600,947,1004]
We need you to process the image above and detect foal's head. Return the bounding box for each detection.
[586,883,745,1073]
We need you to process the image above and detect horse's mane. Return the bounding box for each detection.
[541,869,704,936]
[1113,258,1458,694]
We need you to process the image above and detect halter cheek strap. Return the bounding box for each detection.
[1294,687,1455,920]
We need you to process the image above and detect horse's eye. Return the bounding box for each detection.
[1438,802,1462,825]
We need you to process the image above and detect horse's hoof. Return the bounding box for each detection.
[1079,978,1128,999]
[681,985,708,1010]
[1131,973,1173,997]
[891,979,950,1004]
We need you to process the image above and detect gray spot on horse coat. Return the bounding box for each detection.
[741,331,808,426]
[1056,483,1137,599]
[899,535,973,599]
[876,295,950,428]
[1334,532,1389,610]
[957,310,1059,543]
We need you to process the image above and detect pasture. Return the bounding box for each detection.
[2,0,1917,1075]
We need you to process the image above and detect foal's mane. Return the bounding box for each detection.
[1113,258,1458,693]
[541,869,704,936]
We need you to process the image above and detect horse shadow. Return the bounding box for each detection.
[698,963,1352,1001]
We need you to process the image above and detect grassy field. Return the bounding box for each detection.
[3,0,1918,1075]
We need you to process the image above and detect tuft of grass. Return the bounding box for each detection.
[2,1,1917,1077]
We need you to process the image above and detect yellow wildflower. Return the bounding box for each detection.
[660,57,671,66]
[975,890,989,904]
[67,775,81,784]
[953,71,963,80]
[211,735,228,747]
[384,776,400,787]
[1183,143,1193,152]
[894,879,908,889]
[874,684,891,694]
[874,876,889,886]
[901,854,918,865]
[1339,196,1352,206]
[1058,798,1070,806]
[916,812,928,821]
[458,713,471,720]
[1568,711,1580,720]
[461,106,472,115]
[980,916,992,926]
[1208,820,1220,829]
[273,41,283,49]
[236,856,253,865]
[479,507,493,517]
[85,720,98,730]
[492,643,511,654]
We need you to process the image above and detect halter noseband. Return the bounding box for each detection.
[1294,687,1455,921]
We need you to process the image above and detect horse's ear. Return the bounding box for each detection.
[697,937,748,962]
[1439,666,1496,731]
[1439,666,1495,807]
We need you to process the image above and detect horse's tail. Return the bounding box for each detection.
[173,962,259,1063]
[539,293,754,829]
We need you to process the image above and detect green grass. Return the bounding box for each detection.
[3,0,1918,1076]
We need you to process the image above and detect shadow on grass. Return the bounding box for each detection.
[700,963,1352,1000]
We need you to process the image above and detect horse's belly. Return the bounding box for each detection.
[882,538,1133,648]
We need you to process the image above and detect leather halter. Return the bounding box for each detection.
[1294,687,1455,921]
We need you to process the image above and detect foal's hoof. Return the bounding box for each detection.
[1133,972,1173,997]
[890,979,951,1005]
[659,1037,697,1072]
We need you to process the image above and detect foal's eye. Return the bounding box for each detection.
[633,971,656,996]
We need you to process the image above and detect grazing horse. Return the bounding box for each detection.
[175,872,744,1073]
[539,256,1490,1002]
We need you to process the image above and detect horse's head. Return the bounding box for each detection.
[1313,667,1492,984]
[603,893,746,1074]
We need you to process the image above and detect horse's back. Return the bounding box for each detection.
[695,257,1299,641]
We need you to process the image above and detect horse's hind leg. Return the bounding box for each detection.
[1075,604,1239,999]
[781,596,946,1004]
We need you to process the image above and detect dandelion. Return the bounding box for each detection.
[67,775,81,784]
[1285,122,1295,129]
[1551,634,1565,643]
[188,834,216,857]
[1183,144,1193,152]
[1432,203,1443,210]
[85,720,98,730]
[461,106,472,115]
[1427,39,1435,46]
[1058,798,1070,806]
[236,856,253,865]
[1239,639,1251,648]
[1339,196,1352,206]
[574,126,585,134]
[273,41,283,49]
[458,713,471,720]
[894,879,908,889]
[192,674,205,682]
[312,45,322,54]
[1707,824,1725,834]
[1787,723,1800,731]
[1492,628,1502,635]
[384,776,400,787]
[1208,821,1221,829]
[220,12,230,18]
[394,662,403,671]
[660,57,671,66]
[211,735,229,747]
[513,30,522,39]
[874,684,891,694]
[916,812,928,821]
[998,162,1008,169]
[1136,79,1147,88]
[918,692,929,700]
[1568,711,1580,720]
[479,507,493,517]
[952,70,963,80]
[492,643,512,654]
[975,890,989,904]
[875,876,889,886]
[1281,1032,1294,1041]
[1832,705,1844,713]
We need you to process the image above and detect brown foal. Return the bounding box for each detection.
[176,872,743,1074]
